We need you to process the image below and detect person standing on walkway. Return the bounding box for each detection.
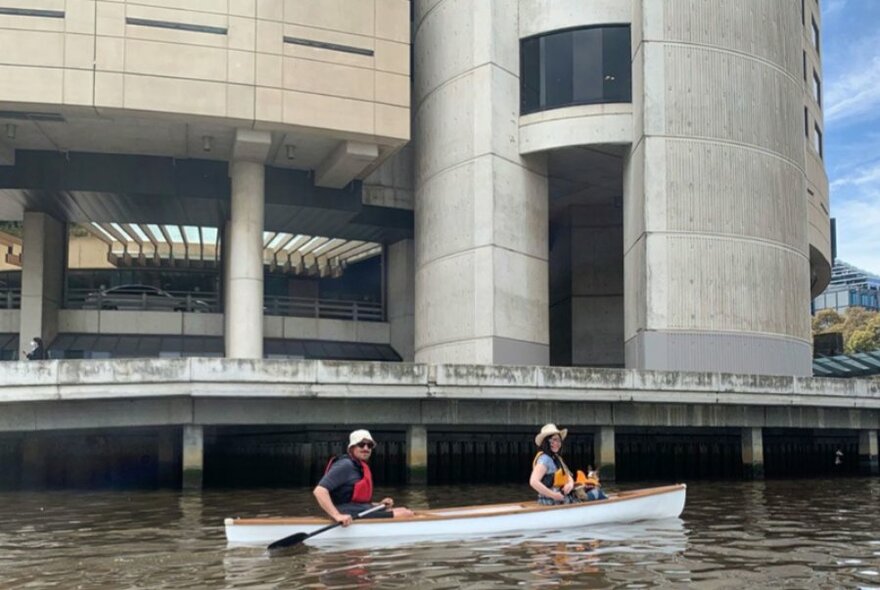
[24,336,45,360]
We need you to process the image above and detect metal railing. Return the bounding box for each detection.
[263,295,384,322]
[0,289,20,310]
[63,289,384,322]
[65,288,220,313]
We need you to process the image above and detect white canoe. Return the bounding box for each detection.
[225,483,686,547]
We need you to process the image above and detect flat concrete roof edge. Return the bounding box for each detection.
[0,359,876,406]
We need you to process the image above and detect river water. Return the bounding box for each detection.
[1,478,879,589]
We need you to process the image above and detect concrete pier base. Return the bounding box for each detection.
[595,426,616,481]
[406,425,428,485]
[859,430,879,476]
[742,427,765,480]
[182,425,203,489]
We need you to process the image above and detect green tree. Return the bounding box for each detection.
[846,313,880,354]
[812,308,843,335]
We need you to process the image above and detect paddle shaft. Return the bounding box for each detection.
[267,503,388,550]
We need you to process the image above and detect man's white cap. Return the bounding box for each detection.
[348,429,376,449]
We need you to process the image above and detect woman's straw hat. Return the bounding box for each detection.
[535,423,568,447]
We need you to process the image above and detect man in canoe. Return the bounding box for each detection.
[313,429,414,526]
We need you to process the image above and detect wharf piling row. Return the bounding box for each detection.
[0,358,877,489]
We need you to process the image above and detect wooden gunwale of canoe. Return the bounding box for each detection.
[227,483,686,527]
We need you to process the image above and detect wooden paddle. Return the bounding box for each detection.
[267,504,388,551]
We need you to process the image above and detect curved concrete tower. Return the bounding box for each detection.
[413,0,830,375]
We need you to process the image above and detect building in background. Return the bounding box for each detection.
[813,259,880,313]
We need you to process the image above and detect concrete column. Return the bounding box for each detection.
[157,429,176,487]
[226,129,271,359]
[220,223,231,350]
[741,427,764,480]
[388,239,415,361]
[859,430,879,476]
[624,1,812,375]
[595,426,616,481]
[413,1,549,365]
[20,211,65,355]
[406,425,428,485]
[182,425,203,489]
[20,434,46,488]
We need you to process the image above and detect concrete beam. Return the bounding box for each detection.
[0,359,878,411]
[231,129,272,163]
[315,141,379,189]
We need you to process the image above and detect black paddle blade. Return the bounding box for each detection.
[267,532,309,550]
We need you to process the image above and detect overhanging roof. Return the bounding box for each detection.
[813,351,880,378]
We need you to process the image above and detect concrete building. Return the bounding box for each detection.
[0,1,858,489]
[412,0,831,376]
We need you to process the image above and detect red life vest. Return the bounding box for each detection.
[324,454,374,504]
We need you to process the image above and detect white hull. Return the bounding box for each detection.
[225,484,686,548]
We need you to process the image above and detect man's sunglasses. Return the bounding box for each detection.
[355,441,375,450]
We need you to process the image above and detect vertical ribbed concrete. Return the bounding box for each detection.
[19,212,65,353]
[625,0,812,375]
[182,425,204,490]
[595,426,616,481]
[741,427,764,480]
[226,160,264,359]
[413,0,549,365]
[406,425,428,485]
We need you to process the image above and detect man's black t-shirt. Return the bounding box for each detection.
[317,456,362,506]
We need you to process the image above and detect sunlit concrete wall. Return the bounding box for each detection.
[413,0,549,365]
[0,0,409,144]
[625,0,815,376]
[802,0,832,295]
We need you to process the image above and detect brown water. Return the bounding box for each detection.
[1,479,879,589]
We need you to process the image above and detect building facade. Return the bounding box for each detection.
[813,260,880,313]
[0,0,831,376]
[0,2,856,489]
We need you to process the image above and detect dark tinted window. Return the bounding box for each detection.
[520,25,631,115]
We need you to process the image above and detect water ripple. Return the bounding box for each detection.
[0,479,879,588]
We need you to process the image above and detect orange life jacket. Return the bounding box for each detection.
[533,451,571,489]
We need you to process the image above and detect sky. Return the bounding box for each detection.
[821,0,880,275]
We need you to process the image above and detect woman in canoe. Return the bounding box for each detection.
[529,423,576,505]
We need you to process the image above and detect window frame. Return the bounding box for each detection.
[519,23,632,116]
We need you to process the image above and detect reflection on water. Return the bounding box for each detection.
[1,479,880,588]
